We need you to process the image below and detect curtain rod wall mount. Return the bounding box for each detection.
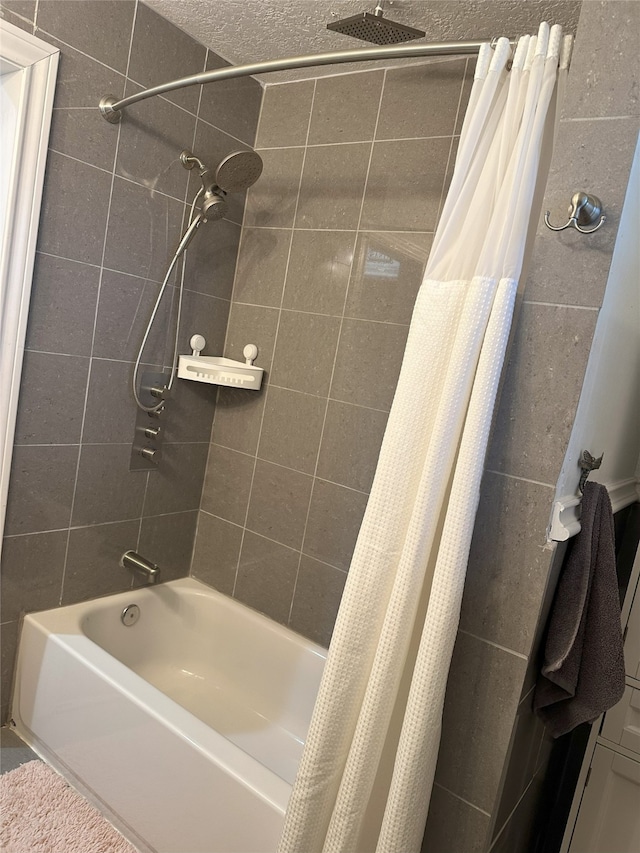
[98,39,513,124]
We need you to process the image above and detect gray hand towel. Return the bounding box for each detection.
[533,482,625,738]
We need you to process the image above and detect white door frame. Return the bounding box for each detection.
[0,21,58,549]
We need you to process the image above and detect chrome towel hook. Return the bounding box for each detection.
[544,191,606,234]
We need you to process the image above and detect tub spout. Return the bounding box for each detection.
[121,550,160,584]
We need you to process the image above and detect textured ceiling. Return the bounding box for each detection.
[146,1,581,84]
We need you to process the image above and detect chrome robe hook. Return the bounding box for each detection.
[545,191,606,234]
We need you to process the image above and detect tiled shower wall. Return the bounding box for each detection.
[0,0,261,721]
[190,58,472,645]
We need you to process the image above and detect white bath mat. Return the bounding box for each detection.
[0,760,138,853]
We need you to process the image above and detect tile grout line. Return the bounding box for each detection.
[232,78,319,601]
[487,774,538,851]
[432,782,492,817]
[57,0,139,606]
[484,468,555,489]
[457,628,528,661]
[255,133,460,151]
[287,69,388,626]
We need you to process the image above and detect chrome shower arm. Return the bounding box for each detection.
[100,39,505,123]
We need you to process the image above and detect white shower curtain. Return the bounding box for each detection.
[279,24,569,853]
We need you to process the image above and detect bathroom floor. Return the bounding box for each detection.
[0,726,39,774]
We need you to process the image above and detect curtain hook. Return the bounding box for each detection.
[545,191,606,234]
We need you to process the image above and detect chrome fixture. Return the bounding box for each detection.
[98,37,522,123]
[131,149,264,416]
[327,1,426,45]
[544,191,606,234]
[121,551,160,585]
[121,603,141,626]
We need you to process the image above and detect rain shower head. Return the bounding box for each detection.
[327,2,425,45]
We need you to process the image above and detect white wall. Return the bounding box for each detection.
[555,134,640,505]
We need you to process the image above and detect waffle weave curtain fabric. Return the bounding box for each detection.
[279,23,568,853]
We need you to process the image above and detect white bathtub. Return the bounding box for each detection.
[11,577,326,853]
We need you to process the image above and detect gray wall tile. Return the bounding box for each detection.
[246,460,313,549]
[270,311,341,397]
[199,50,262,145]
[434,632,527,813]
[224,303,280,368]
[116,83,195,200]
[561,0,640,119]
[82,359,137,444]
[377,59,466,140]
[308,71,383,145]
[258,386,326,475]
[38,152,112,266]
[142,442,209,516]
[0,531,67,622]
[460,473,555,656]
[14,352,89,445]
[37,0,135,74]
[5,445,78,535]
[177,289,229,360]
[191,511,243,594]
[201,444,254,524]
[345,231,431,325]
[257,81,314,148]
[0,6,32,32]
[245,147,305,228]
[49,108,118,173]
[283,230,355,316]
[161,378,216,444]
[40,31,125,109]
[234,531,299,623]
[295,142,371,230]
[1,1,35,25]
[331,319,408,411]
[138,511,198,581]
[72,444,146,526]
[63,519,140,604]
[233,227,291,307]
[360,137,451,231]
[486,303,598,484]
[316,400,388,493]
[128,2,205,114]
[26,254,100,357]
[422,784,490,853]
[184,218,242,301]
[103,176,184,281]
[303,479,367,570]
[93,270,169,364]
[289,556,347,648]
[212,388,266,456]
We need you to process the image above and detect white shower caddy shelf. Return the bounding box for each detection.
[178,337,263,390]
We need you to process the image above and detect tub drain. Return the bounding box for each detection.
[121,604,140,626]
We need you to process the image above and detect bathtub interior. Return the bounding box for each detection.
[77,578,327,784]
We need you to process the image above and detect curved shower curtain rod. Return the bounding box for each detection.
[99,38,515,123]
